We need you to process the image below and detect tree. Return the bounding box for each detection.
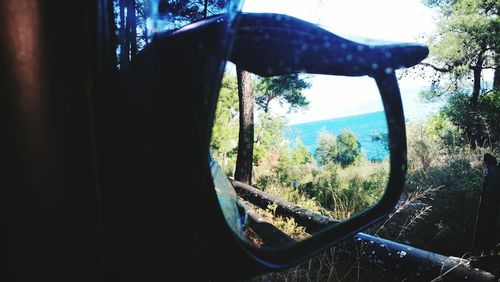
[234,68,254,184]
[157,0,227,24]
[255,74,311,113]
[127,0,137,59]
[234,73,311,185]
[118,0,128,67]
[442,89,500,147]
[314,130,361,167]
[422,0,498,100]
[117,0,137,67]
[253,112,287,164]
[420,0,499,148]
[114,0,229,67]
[291,141,314,166]
[337,131,362,167]
[211,75,239,168]
[314,130,338,167]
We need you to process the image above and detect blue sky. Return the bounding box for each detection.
[241,0,441,124]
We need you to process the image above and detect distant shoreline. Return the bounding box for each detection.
[287,110,384,126]
[286,111,389,161]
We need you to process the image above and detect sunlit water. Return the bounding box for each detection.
[286,111,389,161]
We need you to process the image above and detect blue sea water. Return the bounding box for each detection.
[286,111,389,161]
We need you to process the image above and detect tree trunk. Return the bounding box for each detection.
[494,54,500,90]
[471,64,482,109]
[234,68,254,185]
[143,24,149,45]
[119,0,128,67]
[470,56,484,149]
[494,68,500,91]
[264,97,271,113]
[127,0,137,60]
[203,0,208,18]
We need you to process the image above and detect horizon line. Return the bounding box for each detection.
[287,110,384,126]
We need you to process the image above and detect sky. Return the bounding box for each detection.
[240,0,441,124]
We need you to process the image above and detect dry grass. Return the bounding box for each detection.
[243,182,436,282]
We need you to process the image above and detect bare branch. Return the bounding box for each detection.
[420,62,452,73]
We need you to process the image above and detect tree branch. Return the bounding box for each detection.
[420,62,452,73]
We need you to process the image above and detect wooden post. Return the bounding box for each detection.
[472,154,500,255]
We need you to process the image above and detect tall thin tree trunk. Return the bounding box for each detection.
[264,98,271,113]
[127,0,137,60]
[494,53,500,90]
[471,65,482,109]
[234,67,254,185]
[143,24,148,45]
[470,56,484,149]
[119,0,128,67]
[471,48,486,108]
[203,0,208,18]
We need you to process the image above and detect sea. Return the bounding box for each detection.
[285,111,389,161]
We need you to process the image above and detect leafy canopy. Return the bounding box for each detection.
[422,0,498,97]
[211,75,239,163]
[255,74,311,113]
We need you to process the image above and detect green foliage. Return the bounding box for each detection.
[263,184,325,215]
[252,119,383,221]
[407,123,441,171]
[299,160,388,220]
[337,131,362,167]
[442,90,500,147]
[212,73,496,261]
[156,0,229,23]
[314,130,362,167]
[291,140,314,166]
[477,90,500,144]
[419,0,499,150]
[211,74,239,174]
[248,112,496,279]
[383,116,499,257]
[419,0,498,124]
[253,113,287,165]
[345,170,388,212]
[212,74,386,237]
[254,74,311,113]
[314,130,338,167]
[403,156,484,256]
[424,0,498,78]
[425,112,465,149]
[303,164,341,213]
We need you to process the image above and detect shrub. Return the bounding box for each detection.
[406,123,440,172]
[426,112,466,151]
[337,131,362,167]
[399,156,484,256]
[314,130,338,167]
[314,130,362,167]
[443,90,500,148]
[299,160,388,220]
